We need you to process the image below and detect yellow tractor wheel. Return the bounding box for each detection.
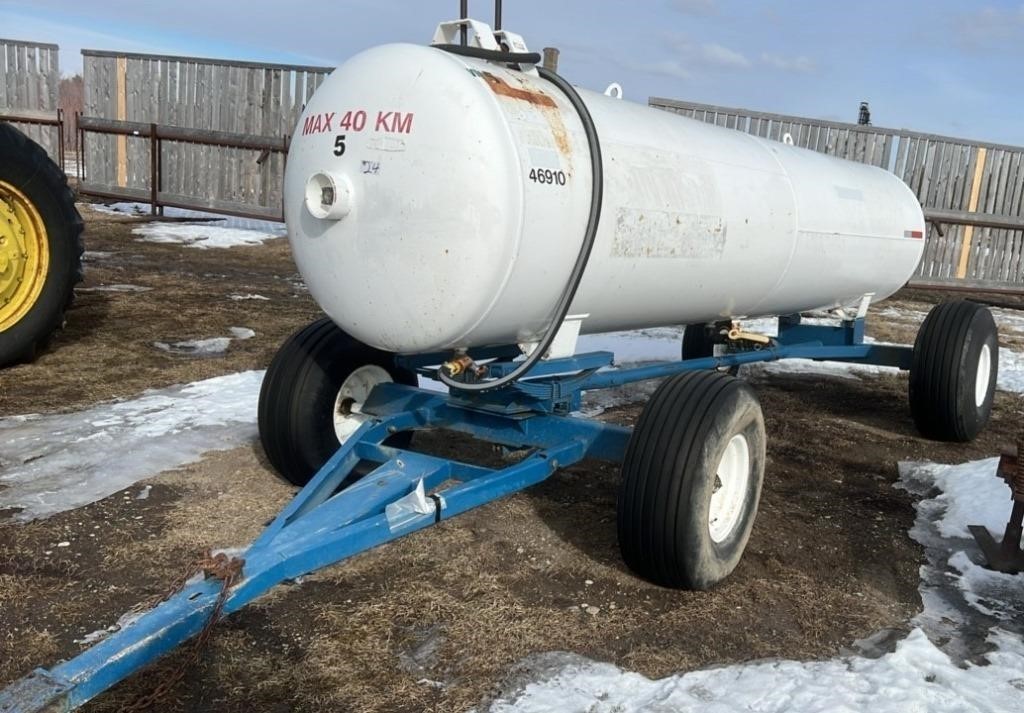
[0,122,83,368]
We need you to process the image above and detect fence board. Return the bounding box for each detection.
[0,38,60,160]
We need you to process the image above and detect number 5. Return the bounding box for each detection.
[333,135,346,156]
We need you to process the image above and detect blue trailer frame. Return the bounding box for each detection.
[0,316,912,712]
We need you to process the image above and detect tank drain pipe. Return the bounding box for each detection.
[433,44,604,393]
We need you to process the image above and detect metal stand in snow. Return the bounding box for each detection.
[0,315,952,713]
[969,443,1024,574]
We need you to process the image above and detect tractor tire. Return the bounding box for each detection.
[0,122,83,367]
[258,317,418,487]
[909,300,998,442]
[617,370,766,589]
[682,322,738,376]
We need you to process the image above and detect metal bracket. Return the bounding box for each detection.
[521,313,588,360]
[432,19,501,50]
[431,19,536,74]
[0,669,70,713]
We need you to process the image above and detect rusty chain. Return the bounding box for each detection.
[121,550,244,712]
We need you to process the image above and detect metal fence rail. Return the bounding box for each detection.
[651,97,1024,293]
[77,116,290,220]
[81,49,331,216]
[0,38,61,161]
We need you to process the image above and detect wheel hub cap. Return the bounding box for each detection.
[0,180,49,332]
[709,433,751,543]
[975,343,992,408]
[333,364,394,443]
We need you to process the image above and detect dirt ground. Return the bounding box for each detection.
[1,205,1022,712]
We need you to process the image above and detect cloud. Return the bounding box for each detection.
[666,35,751,69]
[630,58,693,80]
[669,0,719,16]
[955,4,1024,53]
[761,52,816,73]
[623,34,750,83]
[700,42,751,68]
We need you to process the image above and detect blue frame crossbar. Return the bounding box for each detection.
[0,316,912,712]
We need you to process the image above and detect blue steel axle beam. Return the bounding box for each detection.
[0,317,912,712]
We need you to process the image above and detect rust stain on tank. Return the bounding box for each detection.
[538,104,572,159]
[482,72,572,159]
[482,71,556,107]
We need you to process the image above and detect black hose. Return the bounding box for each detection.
[433,45,604,393]
[433,43,541,66]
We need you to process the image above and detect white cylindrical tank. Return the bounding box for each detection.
[284,43,925,355]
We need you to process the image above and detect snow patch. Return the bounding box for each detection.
[154,327,255,356]
[91,200,285,249]
[0,371,264,521]
[948,550,1024,622]
[77,284,152,293]
[132,222,282,249]
[154,336,231,356]
[89,201,284,233]
[998,347,1024,394]
[900,458,1024,647]
[489,458,1024,712]
[899,458,1010,539]
[228,293,270,301]
[228,327,256,339]
[487,628,1024,713]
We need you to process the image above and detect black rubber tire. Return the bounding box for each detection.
[617,370,766,589]
[909,300,998,442]
[258,317,418,487]
[0,122,84,367]
[682,323,738,376]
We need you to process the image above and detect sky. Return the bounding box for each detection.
[1,0,1022,146]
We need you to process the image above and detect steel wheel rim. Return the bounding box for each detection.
[709,433,751,543]
[975,343,991,408]
[333,364,393,443]
[0,180,49,332]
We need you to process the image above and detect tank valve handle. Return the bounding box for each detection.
[727,325,772,345]
[441,354,489,381]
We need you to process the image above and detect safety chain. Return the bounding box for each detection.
[121,550,245,712]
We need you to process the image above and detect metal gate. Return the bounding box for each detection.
[80,49,331,219]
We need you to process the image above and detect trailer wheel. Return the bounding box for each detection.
[682,323,738,376]
[909,300,998,442]
[0,122,84,367]
[617,370,766,589]
[258,317,418,486]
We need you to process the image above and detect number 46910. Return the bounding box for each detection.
[529,168,566,186]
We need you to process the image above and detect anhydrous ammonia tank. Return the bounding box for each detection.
[285,44,925,355]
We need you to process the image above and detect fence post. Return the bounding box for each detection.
[150,123,158,215]
[57,108,65,171]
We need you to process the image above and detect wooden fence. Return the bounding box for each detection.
[651,97,1024,292]
[0,38,61,161]
[81,49,331,218]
